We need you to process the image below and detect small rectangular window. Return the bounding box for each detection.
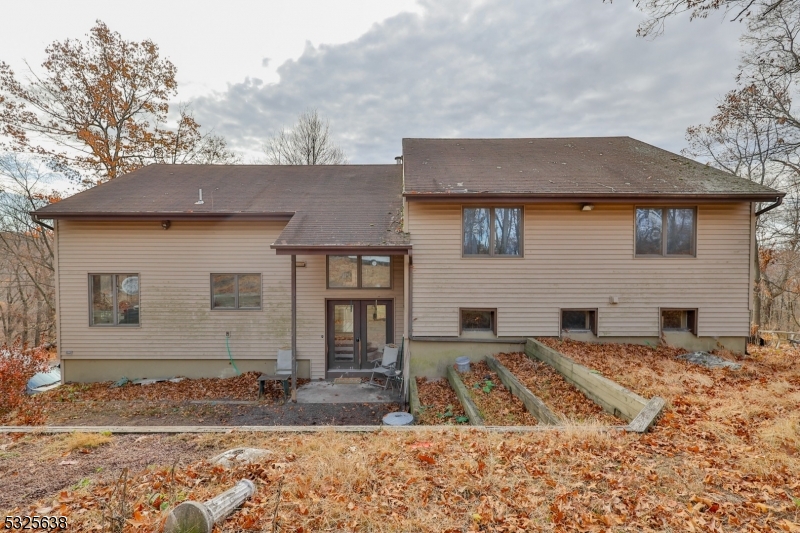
[463,207,522,257]
[635,207,696,257]
[211,274,261,310]
[327,256,392,289]
[460,308,496,334]
[90,274,139,326]
[561,309,597,335]
[661,309,697,335]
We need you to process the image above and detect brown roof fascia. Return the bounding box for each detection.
[402,192,785,203]
[30,212,296,222]
[271,245,412,256]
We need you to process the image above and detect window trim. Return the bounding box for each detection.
[660,308,698,336]
[634,206,697,258]
[560,308,598,336]
[461,206,524,258]
[326,256,394,290]
[210,273,263,311]
[88,273,141,327]
[459,308,498,335]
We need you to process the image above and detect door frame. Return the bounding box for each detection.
[325,298,395,374]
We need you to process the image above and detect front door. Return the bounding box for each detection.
[327,300,394,370]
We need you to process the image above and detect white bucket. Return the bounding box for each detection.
[455,356,471,373]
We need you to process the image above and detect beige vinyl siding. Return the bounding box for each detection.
[56,220,404,380]
[408,202,751,338]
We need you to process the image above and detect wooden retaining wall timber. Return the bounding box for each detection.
[525,338,650,422]
[446,365,485,426]
[408,376,422,422]
[485,355,561,425]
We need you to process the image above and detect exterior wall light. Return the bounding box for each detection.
[161,220,171,230]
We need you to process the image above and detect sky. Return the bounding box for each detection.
[0,0,747,165]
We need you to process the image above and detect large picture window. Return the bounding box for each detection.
[211,274,262,310]
[635,207,696,257]
[463,207,522,256]
[90,274,139,326]
[327,256,392,289]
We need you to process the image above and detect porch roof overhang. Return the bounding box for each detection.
[271,244,412,256]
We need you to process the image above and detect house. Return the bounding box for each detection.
[32,137,783,383]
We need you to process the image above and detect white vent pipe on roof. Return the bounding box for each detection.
[195,188,204,205]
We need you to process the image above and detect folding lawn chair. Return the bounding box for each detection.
[368,344,400,389]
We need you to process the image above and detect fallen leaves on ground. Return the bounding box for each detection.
[458,361,538,426]
[5,422,799,532]
[38,371,306,403]
[414,377,467,425]
[495,352,624,425]
[5,341,799,531]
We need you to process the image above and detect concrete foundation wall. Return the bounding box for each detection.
[409,339,524,378]
[63,358,312,383]
[561,332,746,353]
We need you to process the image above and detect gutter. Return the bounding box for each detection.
[28,212,296,222]
[755,196,783,216]
[403,192,785,204]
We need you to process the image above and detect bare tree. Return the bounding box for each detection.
[262,109,347,165]
[613,0,790,37]
[0,21,239,184]
[0,154,57,345]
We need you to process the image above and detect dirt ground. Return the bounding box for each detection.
[42,400,400,427]
[0,433,212,513]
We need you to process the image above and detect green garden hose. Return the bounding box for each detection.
[225,336,240,375]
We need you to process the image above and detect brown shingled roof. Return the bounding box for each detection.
[402,137,783,201]
[33,164,409,251]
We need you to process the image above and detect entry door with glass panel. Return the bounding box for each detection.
[326,300,394,370]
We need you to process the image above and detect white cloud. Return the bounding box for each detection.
[191,0,745,163]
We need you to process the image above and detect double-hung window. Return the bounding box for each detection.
[462,207,522,256]
[635,207,696,257]
[90,274,139,326]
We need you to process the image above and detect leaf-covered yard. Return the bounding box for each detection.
[1,342,798,531]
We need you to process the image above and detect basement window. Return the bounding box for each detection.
[460,308,497,335]
[90,274,139,326]
[561,309,597,335]
[211,274,262,310]
[635,207,696,257]
[661,309,697,335]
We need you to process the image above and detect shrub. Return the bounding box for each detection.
[0,339,50,420]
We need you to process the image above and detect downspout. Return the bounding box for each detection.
[30,214,54,231]
[291,255,297,402]
[755,196,783,216]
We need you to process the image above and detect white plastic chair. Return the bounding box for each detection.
[369,344,400,389]
[276,349,293,376]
